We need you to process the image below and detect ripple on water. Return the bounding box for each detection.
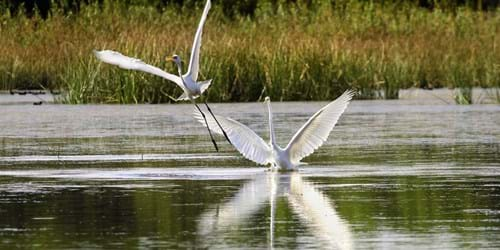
[0,101,498,249]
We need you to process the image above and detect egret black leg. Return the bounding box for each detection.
[195,103,219,152]
[204,100,232,145]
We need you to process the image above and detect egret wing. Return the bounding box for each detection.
[285,90,355,163]
[94,50,183,88]
[198,80,212,95]
[186,0,211,82]
[194,109,271,165]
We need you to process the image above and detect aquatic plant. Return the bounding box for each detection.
[454,87,473,105]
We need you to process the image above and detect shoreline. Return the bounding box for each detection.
[1,87,498,105]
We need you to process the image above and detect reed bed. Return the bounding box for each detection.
[1,1,499,103]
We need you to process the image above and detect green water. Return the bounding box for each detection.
[0,100,498,249]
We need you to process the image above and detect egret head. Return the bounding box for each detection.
[167,54,182,67]
[264,96,271,103]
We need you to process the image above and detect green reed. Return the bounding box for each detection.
[0,1,499,103]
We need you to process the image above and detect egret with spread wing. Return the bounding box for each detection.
[93,0,230,151]
[194,90,355,171]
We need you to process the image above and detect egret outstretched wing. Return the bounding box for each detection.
[94,50,183,88]
[285,90,355,163]
[186,0,211,82]
[194,109,271,165]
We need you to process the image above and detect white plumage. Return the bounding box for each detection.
[286,90,355,163]
[93,0,212,101]
[93,50,183,87]
[186,0,211,83]
[195,115,271,165]
[94,0,234,152]
[194,90,355,170]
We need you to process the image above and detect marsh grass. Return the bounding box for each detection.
[485,88,500,103]
[1,1,499,103]
[454,88,473,105]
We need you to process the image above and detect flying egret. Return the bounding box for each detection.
[93,0,231,152]
[194,90,355,171]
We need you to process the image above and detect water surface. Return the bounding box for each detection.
[0,101,499,249]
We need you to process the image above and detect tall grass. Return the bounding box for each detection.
[1,1,499,103]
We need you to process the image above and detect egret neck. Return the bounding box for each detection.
[266,98,277,149]
[174,62,188,90]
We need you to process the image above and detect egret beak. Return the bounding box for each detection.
[166,57,174,62]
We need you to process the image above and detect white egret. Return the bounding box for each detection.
[194,90,355,171]
[93,0,231,151]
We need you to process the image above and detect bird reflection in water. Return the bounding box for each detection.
[197,172,352,249]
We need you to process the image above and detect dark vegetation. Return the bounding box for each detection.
[1,0,499,103]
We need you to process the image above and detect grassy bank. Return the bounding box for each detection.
[1,1,499,103]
